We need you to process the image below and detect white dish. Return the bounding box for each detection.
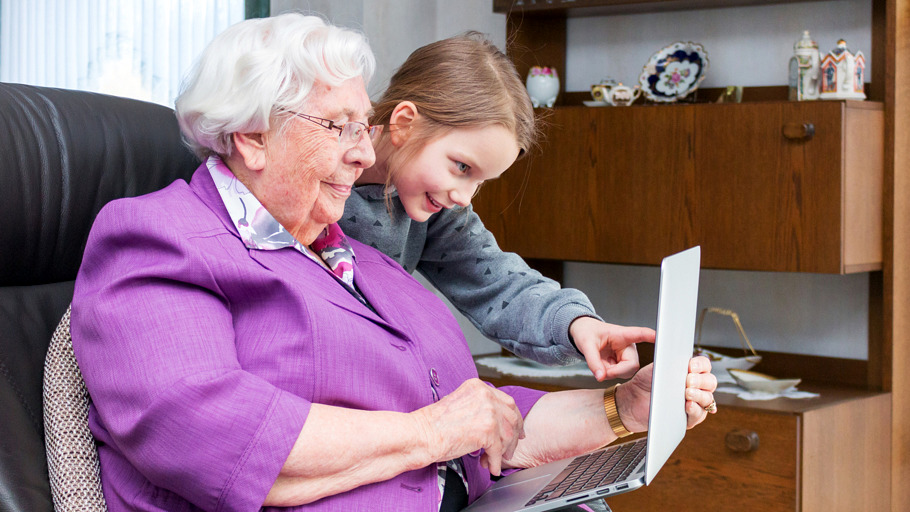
[696,348,761,372]
[728,369,801,394]
[583,100,610,107]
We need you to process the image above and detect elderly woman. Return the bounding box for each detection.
[71,13,717,512]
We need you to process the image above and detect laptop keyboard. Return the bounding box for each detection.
[525,438,647,507]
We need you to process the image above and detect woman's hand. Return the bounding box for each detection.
[569,317,655,381]
[489,357,718,472]
[683,355,718,427]
[615,355,718,432]
[412,378,525,476]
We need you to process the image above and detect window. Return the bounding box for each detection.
[0,0,256,107]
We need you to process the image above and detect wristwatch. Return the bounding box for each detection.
[603,384,633,438]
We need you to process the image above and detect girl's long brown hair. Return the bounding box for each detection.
[371,32,539,173]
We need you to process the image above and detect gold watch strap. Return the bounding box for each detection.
[603,384,633,438]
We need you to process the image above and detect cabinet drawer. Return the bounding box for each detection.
[606,407,798,511]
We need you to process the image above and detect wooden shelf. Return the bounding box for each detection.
[493,0,831,17]
[473,100,883,273]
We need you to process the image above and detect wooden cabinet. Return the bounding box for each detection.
[608,390,891,512]
[473,98,883,273]
[477,0,910,510]
[476,363,891,512]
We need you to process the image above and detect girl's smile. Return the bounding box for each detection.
[392,124,520,222]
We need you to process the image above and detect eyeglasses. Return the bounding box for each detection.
[284,111,384,147]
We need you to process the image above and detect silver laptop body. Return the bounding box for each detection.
[464,246,701,512]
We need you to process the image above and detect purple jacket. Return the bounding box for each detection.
[72,165,545,511]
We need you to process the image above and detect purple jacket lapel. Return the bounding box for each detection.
[189,165,405,336]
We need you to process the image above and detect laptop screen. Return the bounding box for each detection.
[643,246,701,484]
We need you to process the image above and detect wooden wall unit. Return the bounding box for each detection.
[885,0,910,510]
[478,0,908,510]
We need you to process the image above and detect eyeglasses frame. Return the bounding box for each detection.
[283,110,383,146]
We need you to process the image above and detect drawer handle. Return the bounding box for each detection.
[782,122,815,141]
[725,429,760,453]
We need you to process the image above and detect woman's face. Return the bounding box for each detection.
[260,76,375,243]
[392,124,520,222]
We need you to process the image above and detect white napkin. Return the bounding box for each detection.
[715,383,819,400]
[712,366,819,400]
[475,356,592,378]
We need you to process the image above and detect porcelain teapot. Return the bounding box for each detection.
[590,81,640,106]
[590,79,618,104]
[605,83,641,106]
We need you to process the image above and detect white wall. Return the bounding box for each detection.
[566,0,871,91]
[271,0,873,360]
[271,0,506,98]
[565,264,869,358]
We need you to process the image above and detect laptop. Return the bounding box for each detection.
[464,246,701,512]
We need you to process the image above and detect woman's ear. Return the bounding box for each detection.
[389,101,419,147]
[232,132,267,172]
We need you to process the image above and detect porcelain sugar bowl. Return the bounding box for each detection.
[526,66,560,108]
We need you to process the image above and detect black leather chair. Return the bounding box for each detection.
[0,83,199,512]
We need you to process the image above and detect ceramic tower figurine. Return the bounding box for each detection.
[819,39,866,100]
[788,30,821,101]
[525,66,560,108]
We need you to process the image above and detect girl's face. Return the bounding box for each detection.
[391,124,520,222]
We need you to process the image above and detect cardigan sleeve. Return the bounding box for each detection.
[72,196,310,512]
[418,205,602,365]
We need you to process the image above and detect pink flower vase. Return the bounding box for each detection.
[526,66,560,108]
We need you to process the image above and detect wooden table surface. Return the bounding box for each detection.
[474,353,887,415]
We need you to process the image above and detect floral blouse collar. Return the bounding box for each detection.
[206,155,356,287]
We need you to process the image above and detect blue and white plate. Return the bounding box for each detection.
[639,41,709,102]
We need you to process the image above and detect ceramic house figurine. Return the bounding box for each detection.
[788,30,821,101]
[526,66,559,108]
[819,39,866,100]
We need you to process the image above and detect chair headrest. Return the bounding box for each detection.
[0,83,200,286]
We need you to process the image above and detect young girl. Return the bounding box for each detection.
[340,32,654,381]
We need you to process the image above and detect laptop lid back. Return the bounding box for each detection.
[644,246,701,485]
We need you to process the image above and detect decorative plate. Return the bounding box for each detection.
[728,369,801,394]
[638,41,709,102]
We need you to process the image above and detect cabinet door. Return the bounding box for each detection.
[474,105,695,264]
[694,102,844,272]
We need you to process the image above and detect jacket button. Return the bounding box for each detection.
[430,368,439,386]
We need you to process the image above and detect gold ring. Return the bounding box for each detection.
[704,400,717,413]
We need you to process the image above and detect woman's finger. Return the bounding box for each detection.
[686,371,718,392]
[688,355,712,374]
